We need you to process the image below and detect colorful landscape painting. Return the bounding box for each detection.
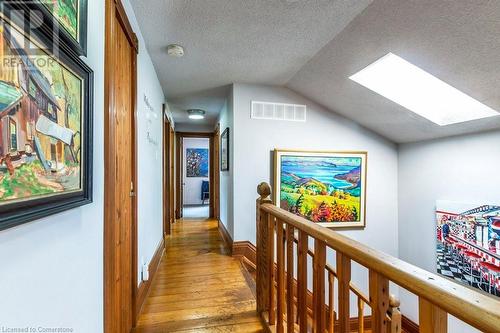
[436,201,500,297]
[0,18,83,204]
[186,148,208,177]
[41,0,79,40]
[275,150,366,228]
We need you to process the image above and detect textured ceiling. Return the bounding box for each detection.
[132,0,500,142]
[287,0,500,142]
[130,0,372,128]
[168,86,229,129]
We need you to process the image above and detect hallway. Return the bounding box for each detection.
[133,219,264,332]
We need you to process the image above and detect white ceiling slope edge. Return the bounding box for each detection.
[132,0,500,143]
[287,0,500,143]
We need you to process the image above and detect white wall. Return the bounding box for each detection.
[231,83,399,304]
[0,0,105,331]
[0,0,165,330]
[218,94,234,238]
[121,0,165,286]
[398,130,500,332]
[183,138,210,205]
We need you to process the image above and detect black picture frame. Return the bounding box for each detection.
[0,5,93,231]
[4,0,88,56]
[221,128,229,171]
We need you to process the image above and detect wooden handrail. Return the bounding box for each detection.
[255,182,500,333]
[291,235,371,305]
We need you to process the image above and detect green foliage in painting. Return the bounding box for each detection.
[42,0,79,40]
[0,161,55,200]
[279,154,365,224]
[0,19,83,204]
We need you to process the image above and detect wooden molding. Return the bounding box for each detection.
[218,220,233,251]
[233,241,256,269]
[136,238,165,316]
[104,0,139,331]
[175,132,216,219]
[235,240,420,333]
[402,315,419,333]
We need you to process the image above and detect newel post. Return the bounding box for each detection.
[387,294,402,333]
[256,182,273,313]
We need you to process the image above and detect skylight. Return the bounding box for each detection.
[349,53,499,126]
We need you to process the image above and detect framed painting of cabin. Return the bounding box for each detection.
[0,6,93,230]
[5,0,88,56]
[274,150,367,229]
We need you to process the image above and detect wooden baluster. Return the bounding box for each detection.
[256,182,272,314]
[313,240,326,333]
[297,230,308,333]
[369,271,390,333]
[286,224,295,333]
[268,213,276,325]
[337,252,351,333]
[418,297,447,333]
[294,237,300,325]
[328,272,335,333]
[276,219,285,333]
[387,294,401,333]
[357,297,364,333]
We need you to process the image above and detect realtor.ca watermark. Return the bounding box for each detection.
[0,327,74,333]
[1,3,65,57]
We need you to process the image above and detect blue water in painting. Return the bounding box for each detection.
[281,156,360,190]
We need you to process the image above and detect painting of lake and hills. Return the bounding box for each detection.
[275,151,367,228]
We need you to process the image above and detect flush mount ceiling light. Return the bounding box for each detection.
[349,53,499,126]
[166,44,184,57]
[187,109,205,120]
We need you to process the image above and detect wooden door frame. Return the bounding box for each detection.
[104,0,139,332]
[213,124,221,221]
[175,132,215,219]
[169,126,175,226]
[162,108,174,236]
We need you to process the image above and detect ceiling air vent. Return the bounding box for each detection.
[251,101,306,122]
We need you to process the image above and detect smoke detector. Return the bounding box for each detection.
[166,44,184,57]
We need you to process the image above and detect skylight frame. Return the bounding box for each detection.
[349,53,499,126]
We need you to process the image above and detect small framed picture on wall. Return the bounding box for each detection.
[221,128,229,171]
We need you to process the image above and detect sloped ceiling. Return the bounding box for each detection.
[287,0,500,142]
[131,0,500,142]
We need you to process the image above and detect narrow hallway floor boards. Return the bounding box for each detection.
[133,218,264,333]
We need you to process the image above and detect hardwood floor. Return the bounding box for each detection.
[133,218,265,333]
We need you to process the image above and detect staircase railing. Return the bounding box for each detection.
[255,182,500,333]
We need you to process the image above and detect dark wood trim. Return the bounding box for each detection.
[175,133,182,219]
[209,135,215,218]
[218,220,233,251]
[236,240,419,333]
[233,241,256,269]
[113,0,139,53]
[169,127,175,226]
[136,238,165,316]
[175,132,215,219]
[176,131,214,137]
[104,0,138,332]
[402,315,419,333]
[162,111,173,236]
[213,124,221,221]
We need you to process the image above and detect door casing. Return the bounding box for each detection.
[104,0,139,331]
[175,132,215,219]
[162,110,174,236]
